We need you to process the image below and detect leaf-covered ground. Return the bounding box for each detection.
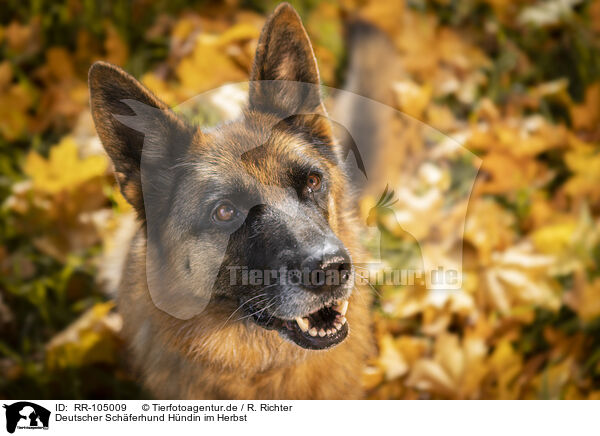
[1,0,600,399]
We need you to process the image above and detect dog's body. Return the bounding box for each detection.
[90,3,374,399]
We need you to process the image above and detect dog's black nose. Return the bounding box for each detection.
[300,247,352,292]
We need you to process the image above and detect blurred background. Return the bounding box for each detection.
[1,0,600,400]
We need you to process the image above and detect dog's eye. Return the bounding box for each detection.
[306,173,322,192]
[213,202,237,222]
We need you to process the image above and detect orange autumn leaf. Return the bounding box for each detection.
[570,82,600,131]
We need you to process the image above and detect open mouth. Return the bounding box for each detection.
[246,299,350,350]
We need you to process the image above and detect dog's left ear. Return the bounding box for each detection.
[249,3,324,116]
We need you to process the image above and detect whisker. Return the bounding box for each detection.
[364,280,383,298]
[232,299,270,323]
[265,300,285,325]
[218,282,281,328]
[256,296,278,319]
[216,292,268,332]
[234,295,278,323]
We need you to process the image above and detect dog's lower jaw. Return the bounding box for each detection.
[245,298,351,350]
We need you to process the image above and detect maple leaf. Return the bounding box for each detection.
[24,136,108,194]
[482,242,559,315]
[405,332,488,399]
[46,302,123,370]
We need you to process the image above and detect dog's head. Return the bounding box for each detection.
[89,3,354,350]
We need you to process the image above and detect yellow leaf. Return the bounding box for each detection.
[46,302,122,370]
[24,136,108,194]
[531,221,576,255]
[362,365,384,390]
[176,34,246,95]
[563,144,600,203]
[216,23,260,47]
[357,0,405,37]
[393,80,433,119]
[406,358,456,397]
[405,332,487,398]
[377,334,409,380]
[464,198,516,265]
[483,242,559,314]
[565,274,600,322]
[489,339,522,399]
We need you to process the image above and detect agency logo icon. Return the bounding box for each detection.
[2,402,50,434]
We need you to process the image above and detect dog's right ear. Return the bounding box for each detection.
[89,62,189,220]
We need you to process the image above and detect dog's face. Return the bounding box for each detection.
[89,4,354,350]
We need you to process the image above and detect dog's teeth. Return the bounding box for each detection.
[326,329,332,336]
[340,316,347,325]
[334,322,342,330]
[334,300,349,316]
[296,317,309,332]
[318,329,326,337]
[309,328,318,337]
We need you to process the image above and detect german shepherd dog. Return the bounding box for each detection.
[89,3,373,399]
